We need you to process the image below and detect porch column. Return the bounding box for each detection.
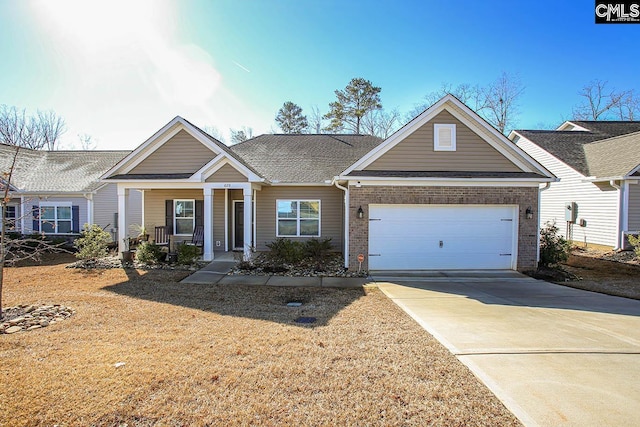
[243,187,253,260]
[117,186,129,256]
[203,188,214,261]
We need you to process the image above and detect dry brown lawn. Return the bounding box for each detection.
[561,251,640,300]
[1,255,519,426]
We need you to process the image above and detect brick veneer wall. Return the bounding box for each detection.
[348,185,539,272]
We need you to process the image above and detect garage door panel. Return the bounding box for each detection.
[368,205,516,270]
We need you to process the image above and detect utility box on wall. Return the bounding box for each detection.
[565,202,577,223]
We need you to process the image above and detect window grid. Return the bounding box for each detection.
[39,203,72,234]
[276,199,320,237]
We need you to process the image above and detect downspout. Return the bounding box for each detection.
[610,180,624,250]
[537,182,551,263]
[333,178,349,269]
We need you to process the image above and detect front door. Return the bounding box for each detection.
[233,201,244,250]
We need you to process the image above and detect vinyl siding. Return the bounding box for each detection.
[517,138,619,247]
[205,163,247,182]
[144,189,204,245]
[365,110,521,172]
[254,186,344,252]
[93,184,142,241]
[23,196,87,234]
[130,129,217,174]
[628,183,640,231]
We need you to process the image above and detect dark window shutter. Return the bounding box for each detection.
[195,200,204,228]
[32,205,40,232]
[72,205,80,233]
[165,200,173,234]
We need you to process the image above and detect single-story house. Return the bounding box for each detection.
[104,95,554,271]
[0,143,141,240]
[510,121,640,249]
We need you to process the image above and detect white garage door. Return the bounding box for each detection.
[368,204,517,270]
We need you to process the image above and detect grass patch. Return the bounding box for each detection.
[0,257,519,426]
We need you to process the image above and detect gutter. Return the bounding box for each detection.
[332,177,350,269]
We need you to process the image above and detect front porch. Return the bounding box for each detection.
[117,183,259,261]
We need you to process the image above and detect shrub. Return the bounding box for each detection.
[177,243,201,265]
[74,224,111,260]
[539,221,571,267]
[304,238,332,267]
[627,234,640,258]
[135,242,165,264]
[265,238,304,264]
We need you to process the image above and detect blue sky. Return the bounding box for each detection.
[0,0,638,149]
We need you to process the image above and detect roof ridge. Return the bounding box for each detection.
[584,129,640,146]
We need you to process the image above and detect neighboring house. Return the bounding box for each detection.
[104,95,554,271]
[0,143,141,241]
[510,121,640,249]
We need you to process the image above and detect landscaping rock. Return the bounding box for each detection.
[1,305,75,334]
[66,256,207,271]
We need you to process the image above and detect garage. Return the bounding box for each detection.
[368,204,518,270]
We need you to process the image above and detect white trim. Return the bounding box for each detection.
[224,189,229,251]
[38,201,73,235]
[173,199,195,237]
[275,199,321,237]
[232,200,243,250]
[556,121,591,132]
[333,179,349,268]
[342,95,553,178]
[203,188,214,261]
[622,180,630,234]
[434,123,456,151]
[107,181,253,190]
[343,178,544,187]
[195,157,258,183]
[20,196,25,233]
[243,188,253,260]
[253,189,257,251]
[102,116,236,179]
[86,196,93,226]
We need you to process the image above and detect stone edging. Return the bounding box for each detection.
[1,305,75,334]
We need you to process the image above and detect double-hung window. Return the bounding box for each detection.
[39,203,72,234]
[276,200,320,237]
[174,200,195,235]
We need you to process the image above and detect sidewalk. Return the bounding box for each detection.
[180,259,368,288]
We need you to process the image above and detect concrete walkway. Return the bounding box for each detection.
[181,260,367,288]
[374,272,640,427]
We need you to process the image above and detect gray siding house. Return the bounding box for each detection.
[1,144,141,241]
[510,121,640,249]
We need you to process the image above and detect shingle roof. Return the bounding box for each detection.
[0,144,129,192]
[583,131,640,178]
[230,134,382,183]
[346,170,548,179]
[516,121,640,177]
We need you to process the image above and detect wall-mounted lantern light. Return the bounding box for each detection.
[525,206,533,220]
[357,206,364,219]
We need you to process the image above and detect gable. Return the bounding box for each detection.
[129,129,217,174]
[364,110,521,172]
[205,163,248,183]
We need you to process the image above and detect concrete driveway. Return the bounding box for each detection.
[373,272,640,427]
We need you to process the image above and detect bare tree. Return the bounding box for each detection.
[361,108,402,139]
[1,146,67,317]
[483,72,525,134]
[572,79,630,120]
[77,133,97,150]
[308,105,325,134]
[229,126,253,144]
[406,73,523,134]
[203,125,226,143]
[0,105,66,150]
[617,90,640,120]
